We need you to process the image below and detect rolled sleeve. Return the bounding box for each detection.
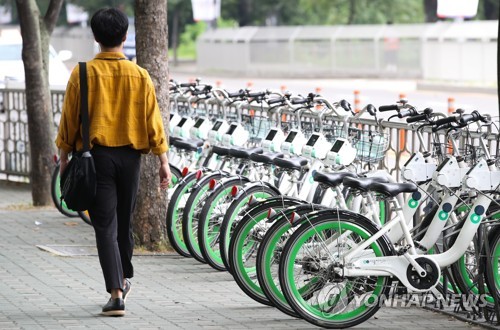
[146,80,169,155]
[55,72,80,153]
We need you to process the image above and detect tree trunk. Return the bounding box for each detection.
[238,0,252,26]
[15,0,63,206]
[347,0,356,24]
[423,0,438,22]
[133,0,170,250]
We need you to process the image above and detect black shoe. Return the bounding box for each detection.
[123,279,132,302]
[101,298,125,317]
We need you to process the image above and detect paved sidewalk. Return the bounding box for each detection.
[0,183,488,329]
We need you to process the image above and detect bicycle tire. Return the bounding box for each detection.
[485,225,500,308]
[166,171,199,257]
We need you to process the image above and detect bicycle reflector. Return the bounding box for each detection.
[267,208,276,219]
[248,195,258,206]
[195,170,203,180]
[289,212,300,224]
[181,167,189,177]
[209,179,217,190]
[231,186,239,197]
[53,154,58,164]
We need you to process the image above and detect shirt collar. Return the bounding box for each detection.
[95,52,127,60]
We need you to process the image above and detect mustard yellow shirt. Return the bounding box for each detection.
[55,52,168,155]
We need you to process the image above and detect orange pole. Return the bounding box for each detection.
[399,130,406,152]
[354,90,361,113]
[315,87,322,94]
[448,97,455,115]
[280,85,287,92]
[246,81,253,88]
[398,93,407,151]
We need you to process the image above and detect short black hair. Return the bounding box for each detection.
[90,8,128,48]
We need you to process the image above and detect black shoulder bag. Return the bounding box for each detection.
[60,62,97,211]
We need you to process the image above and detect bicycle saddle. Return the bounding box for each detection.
[250,152,284,165]
[171,138,203,151]
[369,181,418,197]
[229,147,263,159]
[342,176,390,192]
[273,156,308,171]
[313,171,357,188]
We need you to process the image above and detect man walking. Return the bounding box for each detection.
[56,7,171,316]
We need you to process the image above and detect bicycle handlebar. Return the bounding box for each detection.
[379,104,400,112]
[268,97,284,105]
[180,82,197,88]
[398,109,418,119]
[247,91,266,98]
[406,113,427,123]
[227,89,246,98]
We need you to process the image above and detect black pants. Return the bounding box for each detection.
[89,145,141,293]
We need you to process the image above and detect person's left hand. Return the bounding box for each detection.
[159,162,172,190]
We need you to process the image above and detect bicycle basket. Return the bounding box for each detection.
[353,130,389,163]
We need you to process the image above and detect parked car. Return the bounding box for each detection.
[0,29,72,90]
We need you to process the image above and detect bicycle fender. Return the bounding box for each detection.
[289,208,395,255]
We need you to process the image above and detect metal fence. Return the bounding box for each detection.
[1,88,498,181]
[0,89,64,181]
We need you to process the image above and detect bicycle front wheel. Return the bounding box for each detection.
[279,210,393,329]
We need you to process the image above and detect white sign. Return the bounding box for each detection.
[191,0,221,21]
[437,0,479,18]
[66,3,89,25]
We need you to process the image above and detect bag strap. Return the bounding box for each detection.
[79,62,90,152]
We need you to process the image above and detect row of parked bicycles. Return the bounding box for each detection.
[52,79,500,328]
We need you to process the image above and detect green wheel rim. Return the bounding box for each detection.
[493,237,500,295]
[285,221,385,321]
[234,211,269,296]
[187,185,211,256]
[203,187,233,264]
[264,222,292,305]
